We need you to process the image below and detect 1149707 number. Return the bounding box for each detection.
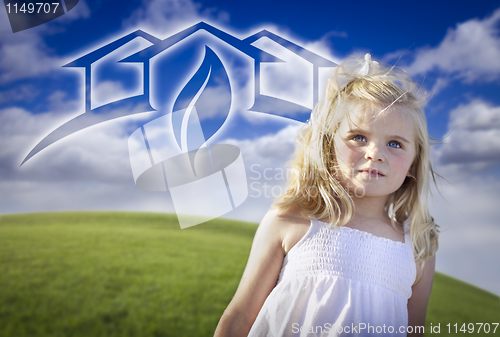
[446,323,499,334]
[6,2,60,14]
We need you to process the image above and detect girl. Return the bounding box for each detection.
[214,54,439,337]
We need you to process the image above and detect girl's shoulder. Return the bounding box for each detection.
[261,206,312,255]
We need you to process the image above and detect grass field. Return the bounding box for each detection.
[0,212,498,336]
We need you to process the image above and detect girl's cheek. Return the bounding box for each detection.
[395,153,414,171]
[348,148,364,161]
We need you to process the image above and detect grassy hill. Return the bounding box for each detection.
[0,212,498,337]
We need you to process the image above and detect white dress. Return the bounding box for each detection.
[247,218,416,337]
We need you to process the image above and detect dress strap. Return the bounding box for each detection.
[284,218,317,257]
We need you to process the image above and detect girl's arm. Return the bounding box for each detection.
[213,209,290,337]
[407,254,436,337]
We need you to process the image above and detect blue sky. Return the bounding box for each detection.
[1,0,500,296]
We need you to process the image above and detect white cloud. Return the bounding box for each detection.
[248,23,343,64]
[301,36,344,65]
[0,31,62,84]
[225,121,302,168]
[430,172,500,296]
[256,38,314,108]
[122,0,230,37]
[219,119,302,225]
[46,90,85,114]
[88,35,155,109]
[428,77,449,96]
[91,80,140,109]
[0,104,173,215]
[0,107,126,181]
[195,85,232,119]
[0,84,40,104]
[395,8,500,293]
[247,31,339,118]
[448,99,500,128]
[407,8,500,83]
[59,0,90,23]
[428,97,500,295]
[434,99,500,167]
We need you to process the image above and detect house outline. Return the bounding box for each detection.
[243,30,336,119]
[22,22,337,165]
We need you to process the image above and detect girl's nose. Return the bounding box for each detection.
[365,144,384,162]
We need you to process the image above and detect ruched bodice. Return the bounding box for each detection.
[248,219,416,337]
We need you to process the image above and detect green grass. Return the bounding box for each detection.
[426,273,500,335]
[0,212,498,337]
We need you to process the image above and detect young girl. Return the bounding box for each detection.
[214,54,439,337]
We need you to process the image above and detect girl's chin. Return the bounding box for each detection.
[344,183,399,198]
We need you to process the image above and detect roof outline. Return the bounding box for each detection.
[22,22,338,165]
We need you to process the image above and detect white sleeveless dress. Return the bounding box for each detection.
[247,218,416,337]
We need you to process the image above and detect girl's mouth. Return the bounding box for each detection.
[358,169,385,177]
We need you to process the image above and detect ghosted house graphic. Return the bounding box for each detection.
[22,22,336,165]
[21,30,161,165]
[243,29,336,117]
[21,21,338,228]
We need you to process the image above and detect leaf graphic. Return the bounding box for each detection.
[172,46,232,153]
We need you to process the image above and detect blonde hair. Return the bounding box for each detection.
[273,55,439,262]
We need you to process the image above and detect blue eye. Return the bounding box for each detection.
[388,141,402,148]
[352,135,366,142]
